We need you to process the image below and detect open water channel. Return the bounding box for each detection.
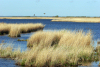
[0,19,100,67]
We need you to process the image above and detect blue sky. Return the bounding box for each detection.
[0,0,100,16]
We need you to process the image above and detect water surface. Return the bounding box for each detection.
[0,19,100,67]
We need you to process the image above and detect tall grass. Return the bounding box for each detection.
[8,26,21,37]
[0,30,95,67]
[0,23,10,35]
[27,30,92,47]
[7,23,44,33]
[58,30,92,46]
[0,44,94,66]
[0,23,44,37]
[27,31,64,47]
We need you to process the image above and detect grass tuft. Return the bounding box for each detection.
[0,30,96,67]
[8,26,21,37]
[0,23,44,37]
[27,30,92,47]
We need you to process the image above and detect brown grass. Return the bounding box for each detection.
[27,31,64,47]
[0,23,44,37]
[27,30,92,47]
[58,30,92,46]
[0,23,10,35]
[0,30,95,67]
[0,44,94,66]
[0,17,100,22]
[8,26,21,37]
[51,17,100,23]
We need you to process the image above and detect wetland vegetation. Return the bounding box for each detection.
[0,19,100,67]
[1,30,100,67]
[0,17,100,23]
[0,23,44,37]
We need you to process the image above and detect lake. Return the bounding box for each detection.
[0,19,100,67]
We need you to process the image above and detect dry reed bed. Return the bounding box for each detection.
[0,43,94,66]
[0,17,100,23]
[0,23,44,37]
[0,23,10,35]
[27,30,92,47]
[51,18,100,23]
[0,30,96,67]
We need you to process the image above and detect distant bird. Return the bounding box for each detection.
[44,13,45,15]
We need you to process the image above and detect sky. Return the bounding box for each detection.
[0,0,100,17]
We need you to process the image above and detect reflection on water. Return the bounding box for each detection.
[0,58,22,67]
[0,19,100,67]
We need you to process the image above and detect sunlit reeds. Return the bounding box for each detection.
[0,23,44,37]
[27,30,92,47]
[58,30,92,46]
[8,26,21,37]
[0,30,95,67]
[0,23,10,35]
[0,44,94,66]
[27,31,64,47]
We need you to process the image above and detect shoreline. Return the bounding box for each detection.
[0,23,44,37]
[51,17,100,23]
[0,17,63,19]
[0,17,100,23]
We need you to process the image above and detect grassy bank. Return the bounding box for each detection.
[0,44,94,67]
[0,23,44,37]
[0,30,97,67]
[27,30,92,47]
[0,17,62,19]
[51,17,100,23]
[0,17,100,22]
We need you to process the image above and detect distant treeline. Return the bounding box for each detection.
[0,16,100,18]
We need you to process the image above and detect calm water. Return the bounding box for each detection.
[0,19,100,67]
